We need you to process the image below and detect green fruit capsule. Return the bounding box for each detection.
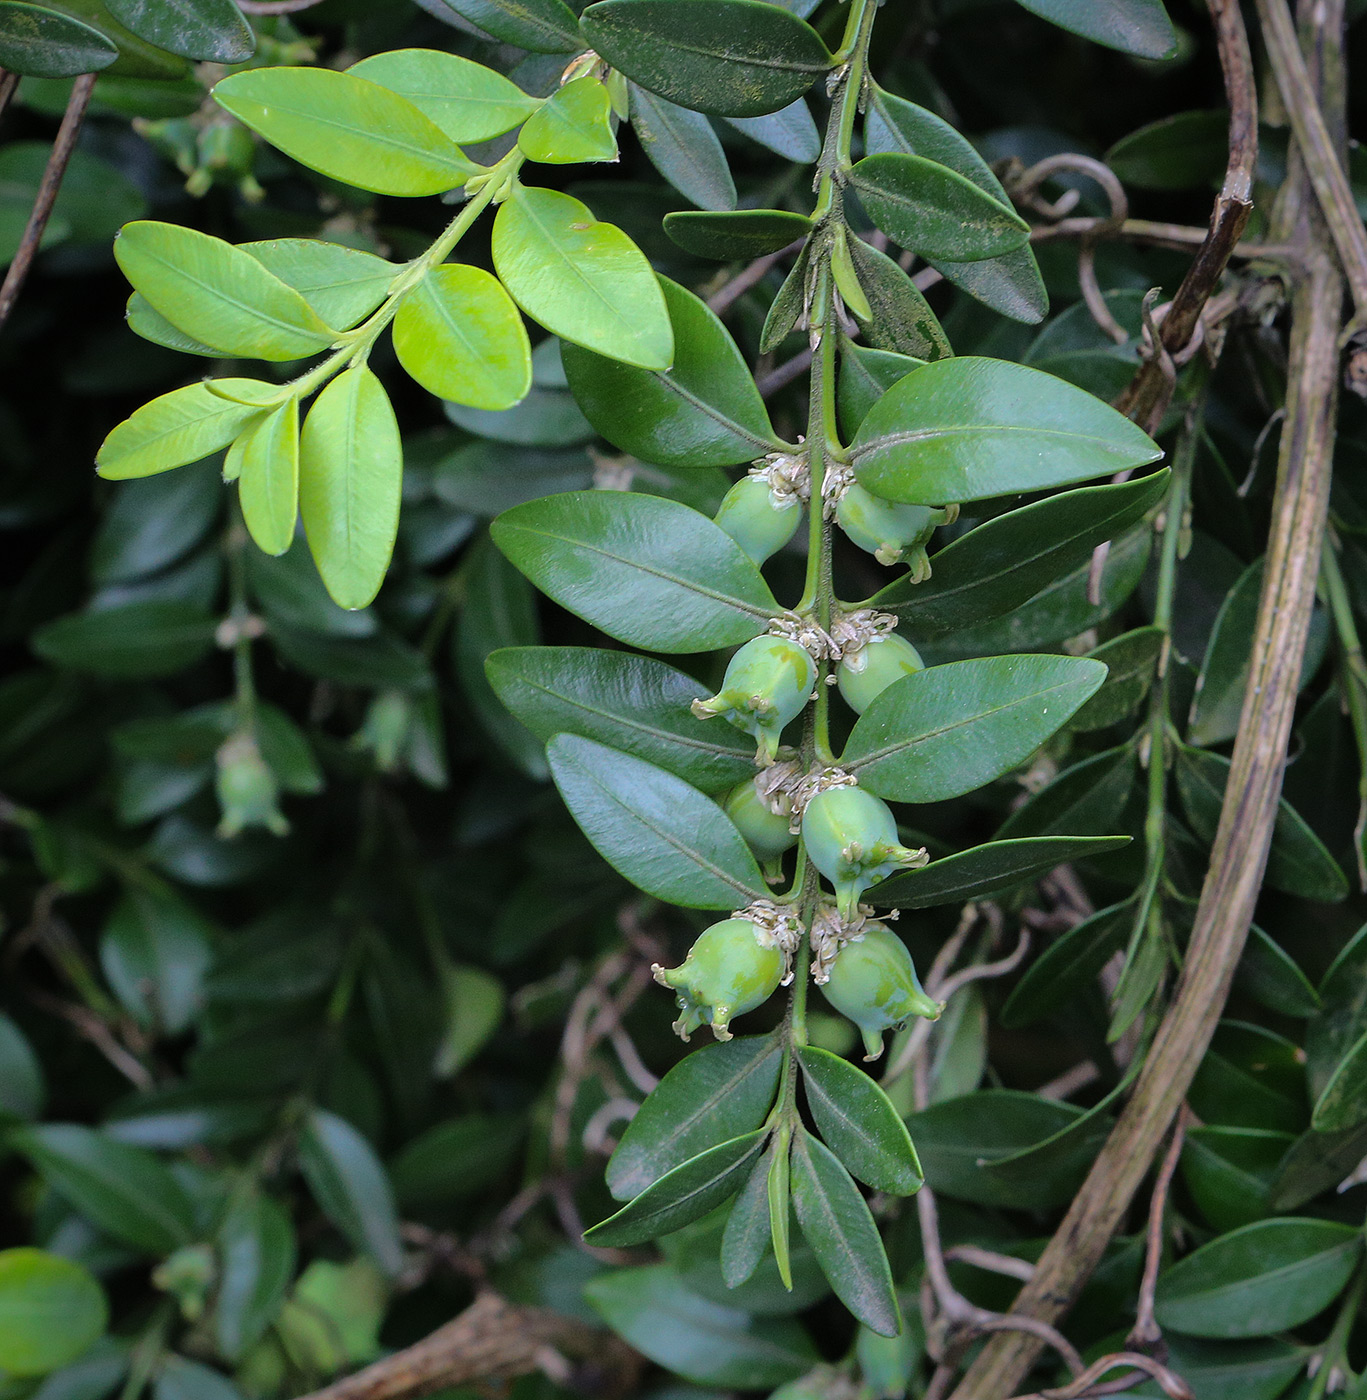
[725,777,797,862]
[692,635,816,764]
[837,483,942,575]
[801,785,925,919]
[653,918,786,1041]
[820,923,941,1060]
[836,633,924,715]
[715,474,802,565]
[215,733,288,839]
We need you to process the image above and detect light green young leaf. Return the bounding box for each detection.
[214,66,478,197]
[97,383,267,480]
[236,398,300,558]
[349,48,537,143]
[519,76,617,164]
[242,240,394,332]
[126,293,222,357]
[0,1249,107,1378]
[393,264,531,412]
[492,185,674,370]
[299,365,402,611]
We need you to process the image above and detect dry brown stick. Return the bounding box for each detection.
[0,70,96,335]
[947,7,1343,1396]
[0,68,20,124]
[1126,1105,1193,1350]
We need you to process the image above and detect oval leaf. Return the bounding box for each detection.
[0,1249,107,1377]
[1013,0,1177,59]
[97,383,267,480]
[298,1108,403,1277]
[236,398,300,557]
[629,85,737,212]
[664,208,811,260]
[0,3,116,76]
[104,0,253,62]
[349,48,538,143]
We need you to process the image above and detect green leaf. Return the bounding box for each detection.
[493,185,673,370]
[561,277,778,468]
[92,459,220,585]
[1180,1126,1296,1235]
[868,835,1129,908]
[242,240,394,332]
[664,208,810,260]
[580,0,831,118]
[298,1109,403,1278]
[980,1077,1124,1193]
[9,1124,196,1254]
[1311,1027,1367,1132]
[215,1191,295,1362]
[153,1358,243,1400]
[99,887,212,1036]
[486,646,755,790]
[1070,626,1164,731]
[1153,1218,1362,1339]
[0,1249,107,1378]
[585,1264,815,1388]
[126,294,219,357]
[586,1132,767,1246]
[837,341,923,437]
[607,1036,781,1199]
[32,601,216,678]
[719,1144,777,1288]
[849,152,1029,264]
[96,383,266,481]
[389,1113,521,1203]
[871,473,1170,634]
[394,264,531,412]
[1175,746,1348,902]
[0,1015,44,1120]
[1106,110,1229,191]
[490,491,777,652]
[520,76,617,164]
[850,358,1163,505]
[629,86,737,212]
[789,1132,900,1337]
[0,4,116,76]
[724,98,820,161]
[796,1047,922,1194]
[865,85,1046,324]
[299,365,402,611]
[546,734,767,908]
[422,0,581,53]
[843,235,951,361]
[214,67,477,197]
[1189,1022,1307,1134]
[432,967,507,1079]
[842,655,1107,802]
[1235,924,1322,1020]
[114,222,333,361]
[1270,1120,1367,1211]
[1130,1337,1309,1400]
[349,48,537,143]
[444,385,592,447]
[1000,899,1132,1029]
[235,399,299,558]
[760,241,810,352]
[1013,0,1178,59]
[103,0,252,62]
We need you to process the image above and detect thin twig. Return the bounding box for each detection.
[757,347,813,397]
[1127,1105,1193,1350]
[0,68,20,125]
[942,1246,1036,1283]
[0,71,96,335]
[1008,1350,1193,1400]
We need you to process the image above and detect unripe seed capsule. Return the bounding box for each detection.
[801,785,926,919]
[820,923,941,1060]
[715,475,802,565]
[836,633,924,715]
[725,777,797,862]
[691,635,816,765]
[215,733,288,839]
[653,917,786,1041]
[836,483,941,576]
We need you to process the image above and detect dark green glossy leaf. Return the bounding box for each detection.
[1013,0,1177,58]
[298,1108,403,1278]
[486,646,755,790]
[1235,925,1322,1020]
[842,655,1107,802]
[1000,900,1133,1029]
[99,887,212,1036]
[724,97,819,160]
[1270,1120,1367,1211]
[1127,1338,1309,1400]
[1180,1127,1295,1234]
[491,491,777,652]
[629,86,736,212]
[390,1114,521,1204]
[561,277,778,468]
[851,358,1162,505]
[580,0,831,119]
[32,602,215,678]
[1106,110,1229,190]
[1189,1022,1308,1134]
[1153,1218,1362,1339]
[664,208,811,260]
[1308,924,1367,1103]
[998,744,1140,843]
[0,3,116,76]
[719,1146,777,1289]
[837,341,924,438]
[868,836,1129,909]
[760,241,810,353]
[844,234,951,360]
[790,1131,900,1336]
[1311,1027,1367,1132]
[547,734,767,908]
[849,152,1029,263]
[423,0,581,52]
[870,472,1169,635]
[586,1131,767,1246]
[797,1047,921,1194]
[1070,626,1164,731]
[215,1191,295,1361]
[608,1035,781,1200]
[104,0,252,62]
[0,1016,43,1120]
[981,1079,1123,1192]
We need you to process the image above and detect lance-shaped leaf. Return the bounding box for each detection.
[104,0,253,62]
[214,67,478,197]
[0,4,117,77]
[664,208,811,260]
[580,0,831,118]
[1070,626,1165,731]
[844,234,951,361]
[797,1047,922,1194]
[490,491,777,652]
[842,655,1107,803]
[394,264,531,412]
[629,85,737,212]
[421,0,581,53]
[851,358,1163,505]
[243,239,394,331]
[486,646,755,790]
[349,48,538,143]
[97,382,268,480]
[562,277,779,468]
[790,1131,900,1337]
[586,1131,767,1246]
[547,734,767,908]
[719,1140,778,1287]
[298,1108,403,1277]
[215,1190,296,1361]
[849,153,1029,264]
[299,365,402,611]
[234,398,300,558]
[492,186,673,371]
[607,1035,782,1199]
[1013,0,1177,59]
[868,835,1130,908]
[115,222,334,361]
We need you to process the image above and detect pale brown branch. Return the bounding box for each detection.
[707,240,802,316]
[1127,1105,1193,1350]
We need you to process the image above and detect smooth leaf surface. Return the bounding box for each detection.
[1013,0,1178,58]
[724,97,820,161]
[349,48,537,142]
[629,86,737,211]
[215,1191,295,1361]
[298,1109,404,1277]
[422,0,581,52]
[99,887,212,1036]
[236,398,299,558]
[547,734,766,908]
[1070,626,1164,731]
[664,208,810,260]
[851,358,1162,505]
[844,234,951,360]
[490,491,777,652]
[32,601,216,678]
[1180,1127,1295,1234]
[843,655,1107,802]
[243,239,393,331]
[0,1249,107,1378]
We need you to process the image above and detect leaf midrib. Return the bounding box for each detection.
[852,421,1134,464]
